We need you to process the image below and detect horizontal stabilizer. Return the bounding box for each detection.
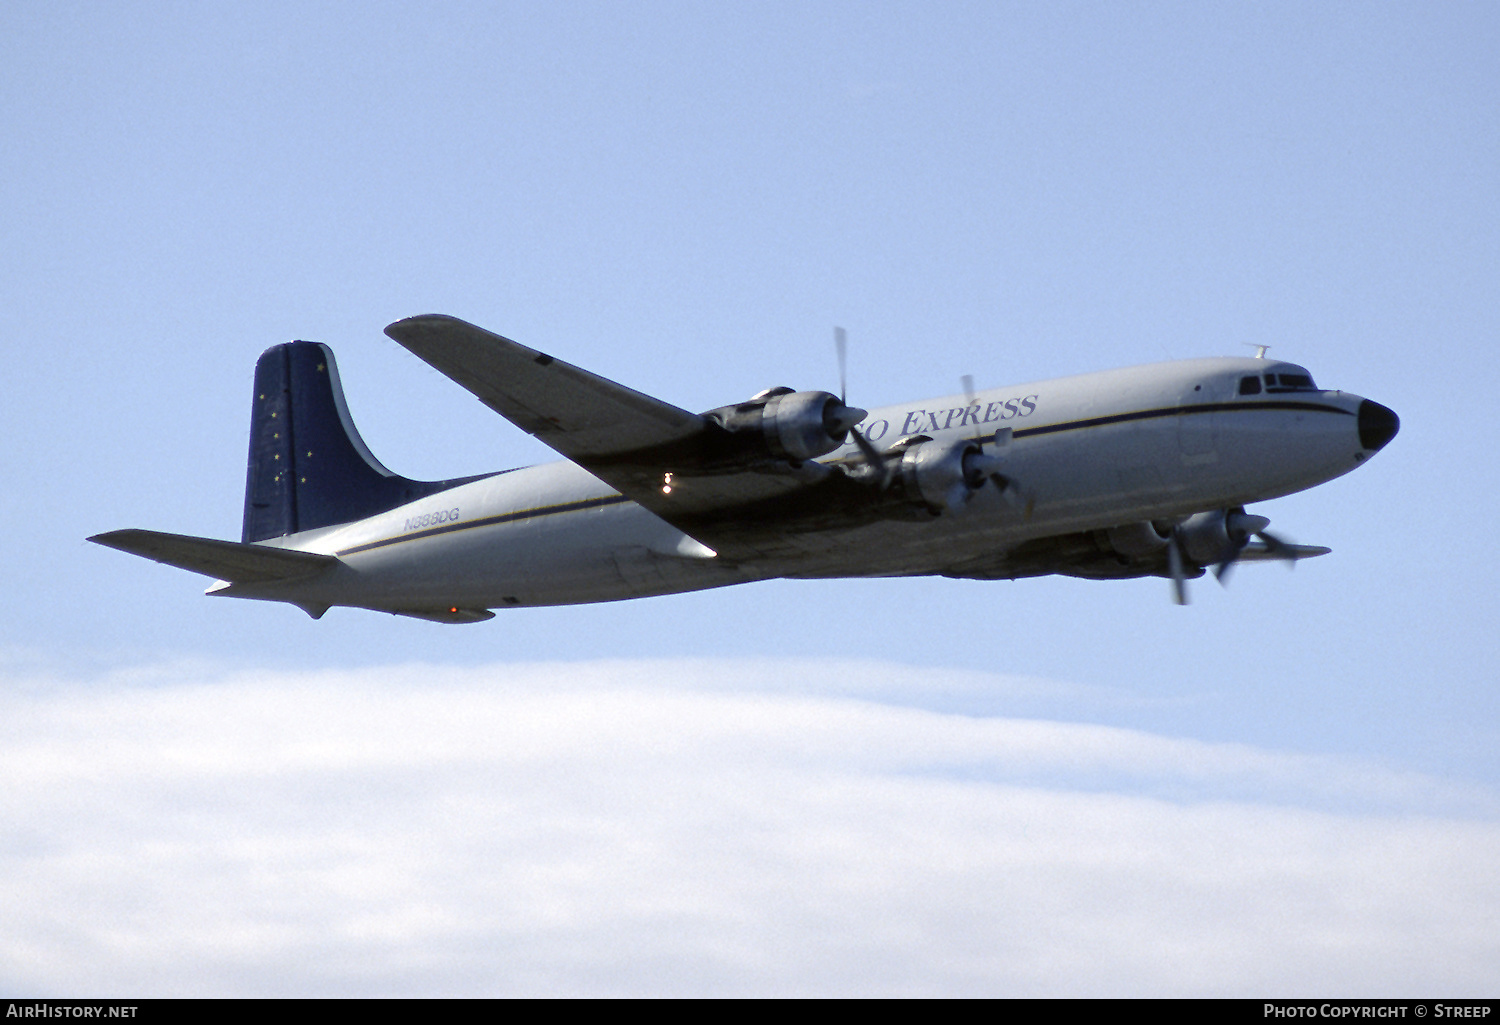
[89,529,338,583]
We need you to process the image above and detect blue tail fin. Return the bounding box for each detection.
[242,341,487,542]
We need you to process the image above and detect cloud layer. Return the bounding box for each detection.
[2,658,1496,996]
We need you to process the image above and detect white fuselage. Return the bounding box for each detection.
[214,357,1378,614]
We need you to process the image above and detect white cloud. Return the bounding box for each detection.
[1,658,1496,996]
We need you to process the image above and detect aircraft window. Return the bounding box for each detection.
[1265,372,1317,392]
[1239,376,1262,395]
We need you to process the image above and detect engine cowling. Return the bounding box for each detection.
[706,388,866,463]
[1098,508,1278,603]
[1102,509,1270,565]
[1175,508,1270,565]
[1104,521,1173,558]
[897,437,1006,512]
[764,390,866,461]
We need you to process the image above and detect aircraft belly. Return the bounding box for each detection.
[507,500,749,605]
[284,491,744,610]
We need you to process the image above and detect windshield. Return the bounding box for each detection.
[1265,369,1317,392]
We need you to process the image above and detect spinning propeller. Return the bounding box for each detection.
[834,329,1025,509]
[1163,509,1307,605]
[958,371,1027,509]
[836,326,894,489]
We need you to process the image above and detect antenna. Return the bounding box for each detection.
[1244,343,1271,360]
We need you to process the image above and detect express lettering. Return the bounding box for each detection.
[898,395,1039,436]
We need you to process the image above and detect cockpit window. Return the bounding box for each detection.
[1238,376,1262,395]
[1265,371,1317,392]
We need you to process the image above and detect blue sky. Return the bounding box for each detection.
[4,1,1498,996]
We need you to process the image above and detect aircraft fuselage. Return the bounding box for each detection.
[211,355,1393,616]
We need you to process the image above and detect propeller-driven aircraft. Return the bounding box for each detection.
[91,315,1400,621]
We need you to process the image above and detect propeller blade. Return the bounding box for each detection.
[850,427,892,489]
[965,452,1006,481]
[1213,554,1237,586]
[832,327,892,489]
[945,482,971,510]
[1214,519,1302,588]
[835,326,848,405]
[961,374,978,407]
[1167,535,1189,605]
[995,479,1023,508]
[1256,529,1297,564]
[1214,511,1274,586]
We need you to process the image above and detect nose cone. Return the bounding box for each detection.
[1358,400,1400,453]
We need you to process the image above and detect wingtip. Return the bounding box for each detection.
[87,529,140,550]
[384,313,470,340]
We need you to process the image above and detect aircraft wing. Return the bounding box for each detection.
[385,315,866,560]
[385,315,708,458]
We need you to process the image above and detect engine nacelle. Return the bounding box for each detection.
[898,437,1004,511]
[1101,509,1270,565]
[1105,521,1173,558]
[1176,508,1268,565]
[764,390,862,461]
[706,388,866,463]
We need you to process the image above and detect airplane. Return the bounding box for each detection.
[90,315,1400,621]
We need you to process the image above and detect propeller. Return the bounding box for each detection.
[834,334,1027,509]
[836,327,893,489]
[1165,509,1305,604]
[963,430,1009,496]
[1213,517,1297,587]
[835,326,849,405]
[851,428,893,488]
[956,373,1030,513]
[970,426,1032,515]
